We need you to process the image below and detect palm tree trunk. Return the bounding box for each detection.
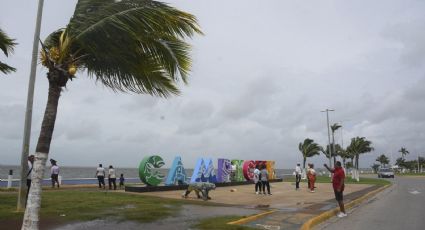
[303,157,306,169]
[22,82,61,230]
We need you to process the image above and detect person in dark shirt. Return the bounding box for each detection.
[119,173,125,189]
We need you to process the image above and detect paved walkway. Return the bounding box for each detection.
[127,181,377,229]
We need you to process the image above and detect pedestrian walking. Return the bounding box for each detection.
[307,164,316,192]
[26,155,35,206]
[295,163,302,190]
[108,165,117,190]
[260,164,272,195]
[324,161,347,217]
[95,164,105,189]
[50,159,60,188]
[253,165,261,194]
[119,173,125,189]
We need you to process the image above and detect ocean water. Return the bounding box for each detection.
[0,165,294,187]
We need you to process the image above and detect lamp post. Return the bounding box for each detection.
[17,0,44,211]
[321,109,334,168]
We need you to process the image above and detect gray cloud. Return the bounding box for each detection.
[1,0,425,168]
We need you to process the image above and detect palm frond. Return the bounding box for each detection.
[0,61,16,74]
[0,28,17,56]
[56,0,202,96]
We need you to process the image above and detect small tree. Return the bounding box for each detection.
[376,154,389,168]
[298,138,321,169]
[398,147,409,160]
[371,163,380,173]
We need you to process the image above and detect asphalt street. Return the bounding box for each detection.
[317,176,425,230]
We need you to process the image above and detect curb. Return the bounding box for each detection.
[299,184,391,230]
[227,210,277,225]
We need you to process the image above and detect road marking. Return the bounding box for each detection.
[409,190,421,195]
[255,224,281,230]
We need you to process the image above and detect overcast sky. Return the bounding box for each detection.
[0,0,424,169]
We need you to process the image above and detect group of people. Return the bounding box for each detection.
[294,163,317,192]
[294,161,347,218]
[253,164,272,195]
[95,164,125,190]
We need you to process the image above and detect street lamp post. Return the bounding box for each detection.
[17,0,44,211]
[321,109,334,169]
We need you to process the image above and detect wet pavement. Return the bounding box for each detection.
[123,181,377,230]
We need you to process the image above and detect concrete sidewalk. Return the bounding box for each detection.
[129,181,378,229]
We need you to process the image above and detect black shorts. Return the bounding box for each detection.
[334,190,343,201]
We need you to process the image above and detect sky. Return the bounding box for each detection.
[0,0,424,169]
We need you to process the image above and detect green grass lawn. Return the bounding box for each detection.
[0,189,255,229]
[283,175,391,186]
[0,190,184,223]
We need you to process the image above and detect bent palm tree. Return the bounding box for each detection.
[330,123,341,165]
[22,1,202,229]
[298,138,322,169]
[376,154,389,168]
[398,147,409,160]
[346,136,374,181]
[0,28,17,74]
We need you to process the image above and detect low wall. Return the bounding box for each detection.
[125,178,283,193]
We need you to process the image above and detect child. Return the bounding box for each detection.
[119,173,125,189]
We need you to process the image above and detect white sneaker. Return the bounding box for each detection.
[256,191,259,195]
[337,212,347,218]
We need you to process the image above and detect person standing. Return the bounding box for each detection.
[324,161,346,217]
[95,164,105,189]
[307,164,316,192]
[253,165,261,194]
[295,163,302,190]
[50,159,60,188]
[26,155,35,205]
[108,165,117,190]
[306,163,311,189]
[260,164,271,195]
[119,173,125,189]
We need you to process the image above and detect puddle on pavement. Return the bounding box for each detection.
[51,205,260,230]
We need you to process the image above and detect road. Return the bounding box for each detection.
[317,176,425,230]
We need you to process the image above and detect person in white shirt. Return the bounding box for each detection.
[253,165,261,194]
[108,165,117,190]
[50,159,60,188]
[95,164,105,189]
[295,163,302,190]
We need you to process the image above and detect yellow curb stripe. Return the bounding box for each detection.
[227,210,277,225]
[300,184,391,230]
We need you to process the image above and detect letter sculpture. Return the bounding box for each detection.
[139,155,165,186]
[231,159,245,182]
[217,158,231,183]
[165,156,188,185]
[191,158,217,183]
[242,160,256,180]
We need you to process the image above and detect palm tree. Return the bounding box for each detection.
[321,144,339,163]
[0,28,17,74]
[330,123,341,164]
[346,136,374,181]
[376,154,389,168]
[298,138,322,169]
[335,144,350,168]
[22,1,202,229]
[371,163,380,173]
[398,147,409,160]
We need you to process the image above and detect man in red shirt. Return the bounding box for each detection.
[324,161,346,217]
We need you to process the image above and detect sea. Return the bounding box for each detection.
[0,165,294,187]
